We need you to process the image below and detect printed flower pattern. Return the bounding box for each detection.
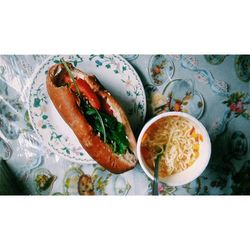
[0,55,250,195]
[223,92,250,120]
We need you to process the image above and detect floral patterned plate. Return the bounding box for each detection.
[121,55,139,61]
[28,55,146,163]
[204,55,226,65]
[148,55,174,86]
[235,55,250,82]
[162,79,205,119]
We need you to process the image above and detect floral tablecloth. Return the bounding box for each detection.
[0,55,249,195]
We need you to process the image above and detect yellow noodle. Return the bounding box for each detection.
[141,116,201,177]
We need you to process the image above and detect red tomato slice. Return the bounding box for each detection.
[64,74,101,110]
[63,74,72,84]
[75,78,101,110]
[103,102,113,116]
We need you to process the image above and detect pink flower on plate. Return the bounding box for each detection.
[122,75,134,87]
[37,120,43,128]
[40,105,47,113]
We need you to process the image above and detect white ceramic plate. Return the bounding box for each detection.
[29,55,146,163]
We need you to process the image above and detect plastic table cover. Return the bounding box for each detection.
[0,55,249,195]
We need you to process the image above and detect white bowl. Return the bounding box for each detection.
[137,112,211,186]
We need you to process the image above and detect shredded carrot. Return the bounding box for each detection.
[190,126,195,135]
[191,132,198,140]
[141,133,148,143]
[199,134,203,142]
[194,152,199,158]
[193,144,199,151]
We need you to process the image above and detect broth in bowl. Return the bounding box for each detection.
[141,116,203,178]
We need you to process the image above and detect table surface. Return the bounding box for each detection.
[0,55,249,195]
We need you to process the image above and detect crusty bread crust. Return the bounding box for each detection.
[46,63,137,173]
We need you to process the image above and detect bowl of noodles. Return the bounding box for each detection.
[137,112,211,186]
